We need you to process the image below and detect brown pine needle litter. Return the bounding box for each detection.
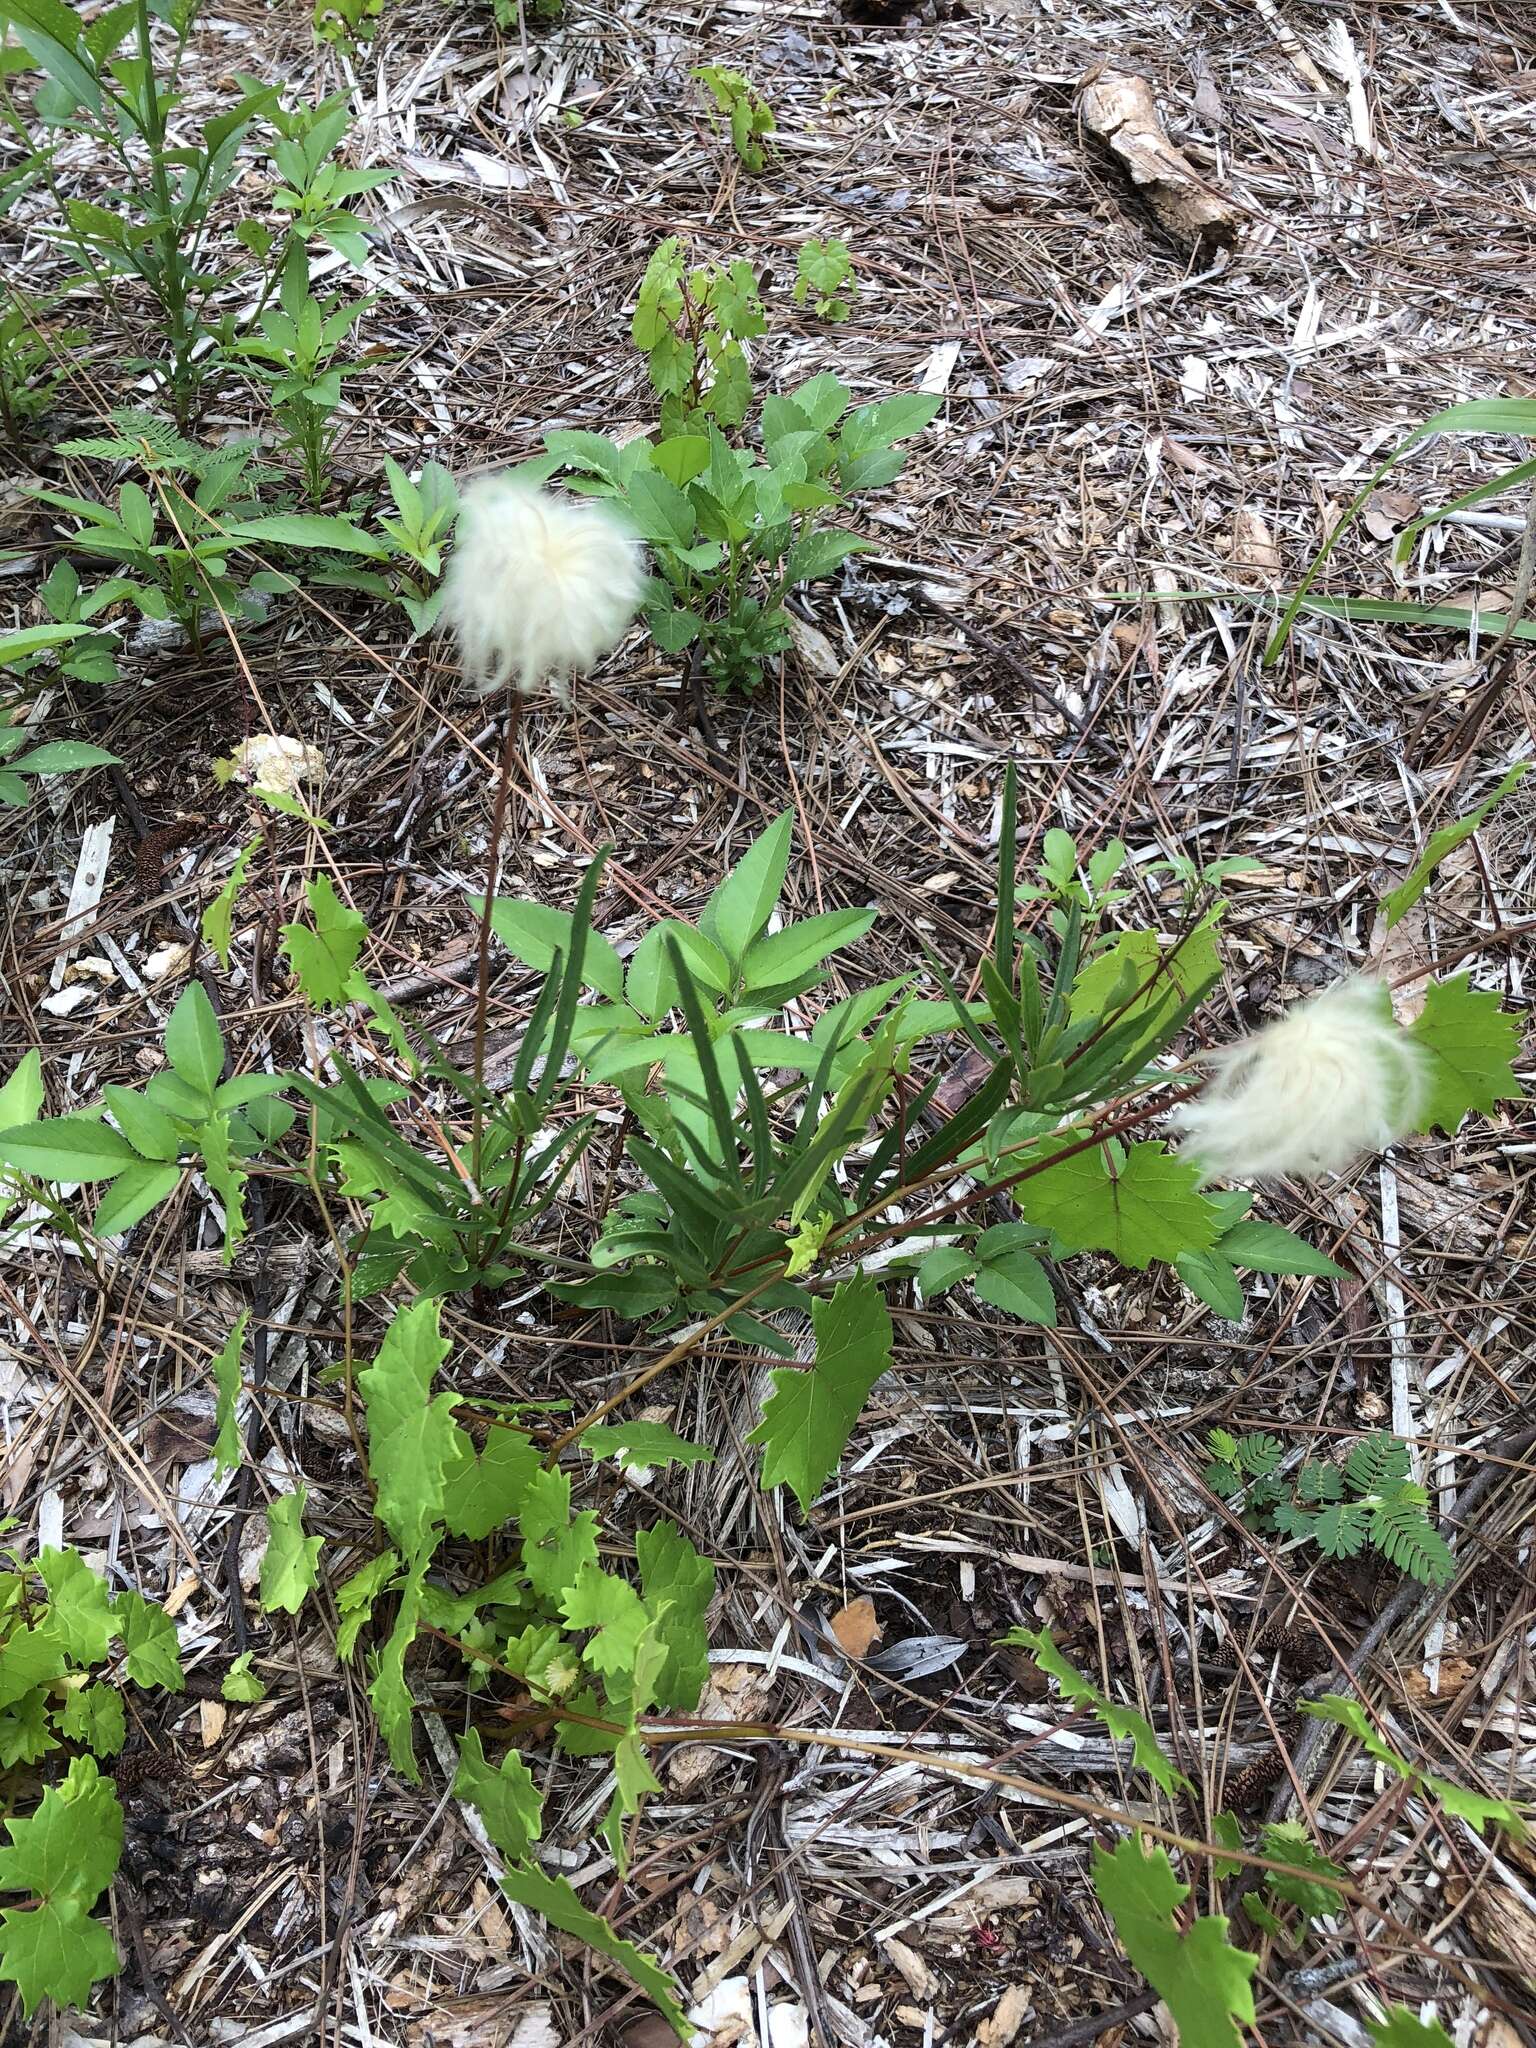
[2,0,1534,2044]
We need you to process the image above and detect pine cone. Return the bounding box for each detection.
[1227,1745,1287,1806]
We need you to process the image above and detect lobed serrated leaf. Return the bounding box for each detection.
[211,1311,249,1475]
[259,1488,323,1615]
[358,1300,458,1558]
[222,1652,266,1702]
[636,1519,714,1710]
[582,1420,715,1474]
[747,1272,892,1513]
[1016,1139,1220,1270]
[37,1548,116,1665]
[518,1468,599,1602]
[281,874,366,1009]
[454,1728,543,1863]
[1421,1773,1527,1841]
[498,1862,687,2037]
[442,1421,541,1541]
[1408,976,1520,1134]
[114,1591,184,1691]
[1091,1836,1257,2048]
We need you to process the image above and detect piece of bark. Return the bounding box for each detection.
[1078,66,1240,251]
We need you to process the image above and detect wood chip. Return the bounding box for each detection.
[1078,67,1240,249]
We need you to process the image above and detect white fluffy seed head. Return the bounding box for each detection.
[441,477,646,698]
[1175,978,1428,1183]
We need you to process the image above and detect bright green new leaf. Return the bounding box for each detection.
[113,1591,184,1691]
[699,810,793,964]
[58,1682,124,1755]
[0,1627,65,1711]
[229,512,388,556]
[1210,1812,1244,1881]
[37,1548,116,1664]
[164,981,224,1103]
[1215,1220,1344,1278]
[1002,1625,1099,1707]
[1068,926,1220,1069]
[1006,1627,1190,1796]
[260,1487,323,1615]
[518,1468,599,1601]
[1408,975,1520,1134]
[1018,1139,1219,1270]
[1298,1694,1411,1777]
[740,907,877,994]
[281,874,366,1009]
[915,1246,973,1298]
[203,838,258,971]
[102,1084,183,1162]
[368,1554,426,1779]
[358,1299,458,1557]
[211,1310,249,1475]
[561,1564,650,1680]
[1098,1702,1195,1798]
[443,1421,541,1540]
[483,896,624,1001]
[454,1728,543,1863]
[625,918,728,1019]
[0,1050,43,1135]
[1259,1821,1346,1916]
[1382,764,1529,929]
[336,1547,401,1661]
[636,1518,715,1709]
[748,1272,893,1513]
[975,1249,1057,1325]
[0,1900,120,2016]
[498,1862,687,2038]
[0,1752,122,1908]
[0,1690,56,1768]
[1421,1772,1527,1839]
[1091,1836,1257,2048]
[222,1652,266,1702]
[583,1421,715,1473]
[1368,2010,1454,2048]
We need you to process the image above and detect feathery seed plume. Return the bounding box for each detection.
[442,477,645,699]
[1175,978,1427,1182]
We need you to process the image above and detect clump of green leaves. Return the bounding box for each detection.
[35,412,273,647]
[232,244,375,504]
[0,778,1528,2026]
[546,372,938,690]
[0,295,87,442]
[0,979,290,1257]
[0,1545,188,2014]
[3,0,387,422]
[632,235,766,437]
[328,1296,710,2034]
[313,0,384,44]
[302,456,460,632]
[1,622,120,811]
[1204,1430,1455,1587]
[794,237,858,322]
[692,65,775,172]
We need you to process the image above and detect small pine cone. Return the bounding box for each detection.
[1253,1623,1321,1667]
[1228,1746,1288,1806]
[135,818,203,883]
[112,1747,187,1797]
